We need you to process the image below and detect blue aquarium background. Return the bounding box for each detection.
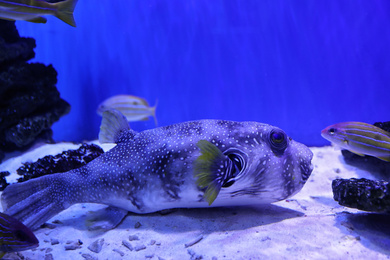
[15,0,389,146]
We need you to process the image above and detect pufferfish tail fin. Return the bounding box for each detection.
[194,140,232,206]
[1,174,68,231]
[99,108,137,144]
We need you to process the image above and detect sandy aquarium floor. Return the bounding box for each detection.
[0,143,390,260]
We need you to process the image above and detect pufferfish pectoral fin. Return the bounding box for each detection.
[194,140,232,206]
[99,108,136,144]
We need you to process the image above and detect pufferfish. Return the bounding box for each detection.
[1,109,313,231]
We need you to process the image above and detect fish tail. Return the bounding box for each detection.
[1,174,70,230]
[152,99,158,126]
[54,0,78,27]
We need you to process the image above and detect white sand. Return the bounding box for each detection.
[0,144,389,260]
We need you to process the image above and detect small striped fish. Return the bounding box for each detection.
[321,122,390,162]
[97,94,157,126]
[0,0,78,27]
[0,212,38,257]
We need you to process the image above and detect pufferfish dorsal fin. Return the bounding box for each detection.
[194,140,232,206]
[99,108,133,144]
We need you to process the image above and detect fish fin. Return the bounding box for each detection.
[331,144,341,150]
[0,212,39,251]
[377,156,390,162]
[85,206,128,231]
[194,140,227,206]
[99,108,131,144]
[349,150,365,157]
[151,99,158,126]
[26,17,47,24]
[1,175,68,230]
[53,0,78,27]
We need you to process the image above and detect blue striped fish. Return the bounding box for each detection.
[0,212,38,258]
[0,0,78,27]
[97,94,158,126]
[321,122,390,162]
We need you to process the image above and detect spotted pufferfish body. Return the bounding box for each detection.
[1,110,313,230]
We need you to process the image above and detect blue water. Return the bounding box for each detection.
[16,0,390,146]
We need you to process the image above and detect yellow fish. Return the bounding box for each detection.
[97,95,158,126]
[0,0,78,27]
[0,212,39,258]
[321,121,390,162]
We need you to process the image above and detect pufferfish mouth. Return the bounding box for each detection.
[287,139,314,184]
[301,161,313,182]
[300,150,314,183]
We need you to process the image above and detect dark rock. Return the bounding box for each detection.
[64,243,82,250]
[332,178,390,212]
[87,238,104,253]
[374,121,390,133]
[65,239,83,250]
[0,171,10,177]
[134,221,142,228]
[187,249,203,260]
[0,20,20,43]
[112,249,125,256]
[82,253,98,260]
[184,234,204,248]
[0,21,35,65]
[0,20,70,161]
[0,35,35,66]
[0,63,70,148]
[122,240,133,251]
[0,171,10,190]
[50,238,59,245]
[44,254,54,260]
[128,234,139,241]
[16,143,104,183]
[341,150,390,181]
[134,244,146,251]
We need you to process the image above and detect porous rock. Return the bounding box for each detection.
[0,143,103,190]
[16,143,104,182]
[332,178,390,212]
[0,20,70,162]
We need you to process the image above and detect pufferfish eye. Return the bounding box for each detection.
[271,131,284,144]
[269,129,288,155]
